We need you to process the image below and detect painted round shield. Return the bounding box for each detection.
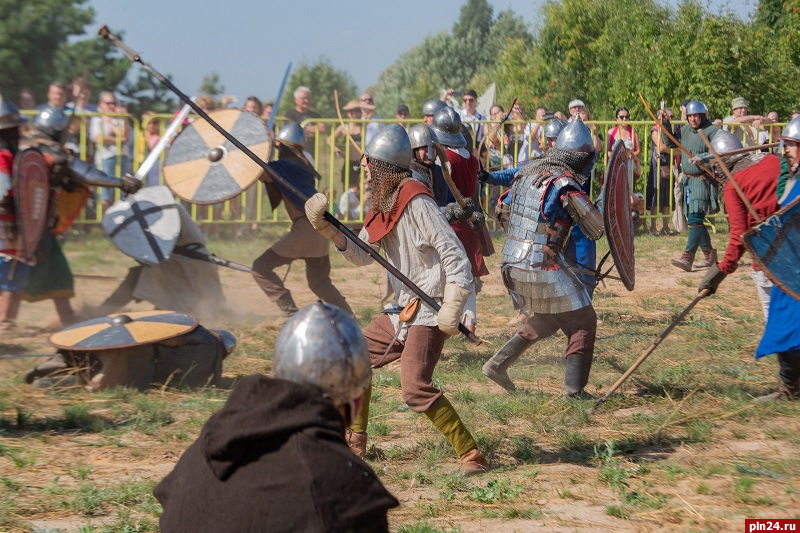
[49,310,198,351]
[603,140,635,291]
[13,148,50,262]
[162,109,272,204]
[102,186,180,265]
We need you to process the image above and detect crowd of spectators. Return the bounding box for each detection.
[18,81,794,234]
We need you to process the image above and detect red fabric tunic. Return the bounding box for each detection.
[0,150,17,256]
[445,149,488,277]
[718,154,781,274]
[364,180,434,243]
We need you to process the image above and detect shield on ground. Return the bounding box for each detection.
[602,140,635,291]
[49,310,198,351]
[102,185,180,265]
[743,195,800,302]
[13,148,50,262]
[162,109,273,204]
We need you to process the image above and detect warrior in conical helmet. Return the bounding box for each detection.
[305,124,489,475]
[482,118,604,399]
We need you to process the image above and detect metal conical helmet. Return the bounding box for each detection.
[685,100,709,116]
[34,104,69,140]
[0,94,24,130]
[408,123,438,161]
[711,130,745,169]
[273,301,372,407]
[544,118,568,140]
[556,118,595,156]
[363,123,412,169]
[781,116,800,143]
[431,106,466,148]
[277,122,305,149]
[711,129,743,154]
[422,98,447,117]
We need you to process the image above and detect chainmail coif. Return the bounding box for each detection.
[517,148,593,184]
[409,159,434,189]
[369,158,413,213]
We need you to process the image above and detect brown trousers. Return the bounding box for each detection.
[363,314,447,413]
[518,305,597,358]
[251,249,352,315]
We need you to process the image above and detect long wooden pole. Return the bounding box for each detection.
[593,289,710,410]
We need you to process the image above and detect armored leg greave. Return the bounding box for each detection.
[564,353,595,399]
[482,334,534,391]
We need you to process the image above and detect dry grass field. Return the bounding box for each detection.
[1,223,798,532]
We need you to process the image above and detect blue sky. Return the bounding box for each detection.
[86,0,754,105]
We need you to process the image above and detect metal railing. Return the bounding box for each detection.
[22,109,784,228]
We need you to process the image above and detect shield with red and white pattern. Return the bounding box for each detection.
[13,148,50,262]
[603,140,635,291]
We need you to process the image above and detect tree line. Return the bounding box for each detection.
[6,0,800,122]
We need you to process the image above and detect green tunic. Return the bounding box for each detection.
[662,121,721,215]
[661,121,720,176]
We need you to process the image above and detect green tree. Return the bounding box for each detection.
[199,73,225,99]
[117,67,178,118]
[374,1,532,118]
[277,57,358,119]
[0,0,95,99]
[53,30,131,99]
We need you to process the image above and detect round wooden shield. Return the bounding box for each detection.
[603,141,635,291]
[13,148,50,262]
[162,109,272,205]
[49,310,198,351]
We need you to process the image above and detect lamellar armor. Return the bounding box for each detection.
[501,166,602,314]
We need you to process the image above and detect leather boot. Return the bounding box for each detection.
[345,429,368,458]
[754,380,800,402]
[272,293,299,325]
[482,334,534,391]
[564,354,596,400]
[670,250,696,272]
[694,248,718,269]
[460,448,490,476]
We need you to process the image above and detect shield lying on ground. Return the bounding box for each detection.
[13,148,50,262]
[162,109,272,204]
[102,186,180,265]
[743,195,800,302]
[49,310,198,351]
[602,140,635,290]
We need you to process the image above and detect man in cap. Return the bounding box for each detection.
[567,99,585,121]
[699,119,800,402]
[481,119,604,398]
[723,97,773,147]
[422,98,447,125]
[155,302,399,532]
[659,101,722,271]
[251,123,352,322]
[305,125,490,475]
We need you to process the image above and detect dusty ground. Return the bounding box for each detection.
[1,226,798,532]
